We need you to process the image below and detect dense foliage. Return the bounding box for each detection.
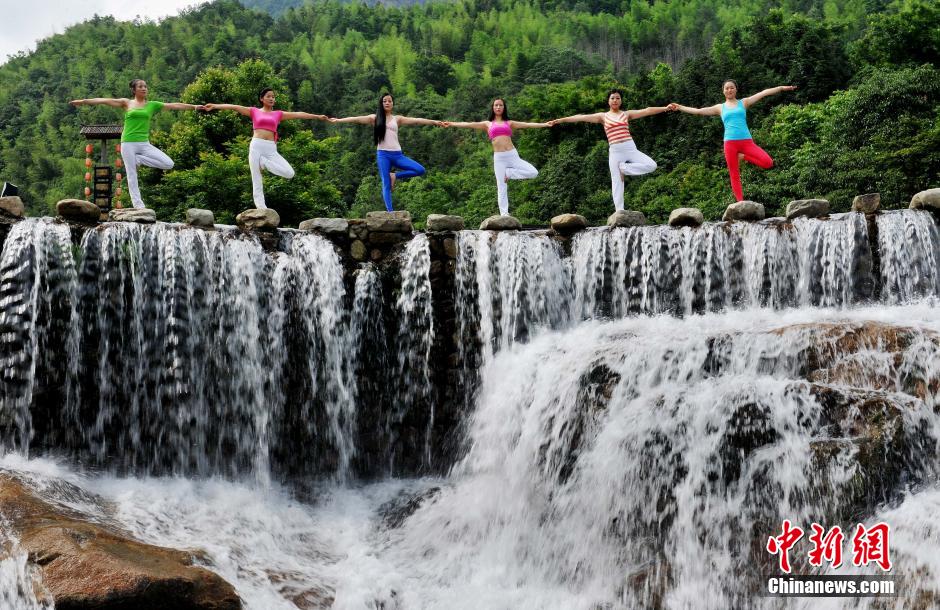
[0,0,936,226]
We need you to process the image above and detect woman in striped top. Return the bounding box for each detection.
[549,89,673,211]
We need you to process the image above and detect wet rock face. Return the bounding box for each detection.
[0,475,241,610]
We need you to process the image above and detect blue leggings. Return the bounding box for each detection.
[376,150,426,212]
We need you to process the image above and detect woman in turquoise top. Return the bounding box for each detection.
[70,79,202,209]
[672,80,795,201]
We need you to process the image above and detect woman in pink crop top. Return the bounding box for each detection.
[331,92,444,212]
[204,88,329,210]
[443,98,549,216]
[549,89,673,213]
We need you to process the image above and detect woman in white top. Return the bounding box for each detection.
[331,92,443,212]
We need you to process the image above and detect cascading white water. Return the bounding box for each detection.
[0,221,362,482]
[394,234,436,471]
[570,213,871,319]
[0,219,76,452]
[877,210,940,304]
[2,210,939,609]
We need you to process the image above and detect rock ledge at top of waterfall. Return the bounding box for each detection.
[668,207,704,227]
[0,474,241,610]
[110,207,156,223]
[722,200,765,222]
[0,195,25,218]
[607,210,646,227]
[786,198,830,219]
[550,213,588,234]
[910,188,940,213]
[480,214,521,230]
[236,208,280,231]
[56,198,100,223]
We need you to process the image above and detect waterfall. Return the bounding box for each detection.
[394,234,435,472]
[1,209,939,609]
[0,222,360,481]
[373,306,940,609]
[878,210,940,303]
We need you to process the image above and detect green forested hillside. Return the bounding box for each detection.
[0,0,936,226]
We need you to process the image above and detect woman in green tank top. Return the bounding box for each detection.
[70,79,203,210]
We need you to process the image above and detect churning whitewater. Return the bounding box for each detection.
[1,211,939,608]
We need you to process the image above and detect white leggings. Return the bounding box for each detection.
[121,142,174,209]
[249,138,295,209]
[493,149,538,216]
[609,141,657,211]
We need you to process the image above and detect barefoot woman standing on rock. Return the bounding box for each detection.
[70,79,202,209]
[671,81,796,201]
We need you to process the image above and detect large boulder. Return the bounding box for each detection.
[186,208,215,229]
[0,195,25,218]
[910,188,940,213]
[299,217,349,237]
[786,198,830,219]
[110,208,156,224]
[668,207,704,228]
[56,199,100,223]
[550,213,588,234]
[0,474,241,610]
[426,214,465,232]
[722,200,765,222]
[851,193,881,214]
[480,214,521,230]
[607,210,646,227]
[365,210,412,233]
[236,208,280,231]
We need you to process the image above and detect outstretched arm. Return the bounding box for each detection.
[163,102,204,111]
[203,103,251,116]
[69,98,128,109]
[671,103,721,117]
[509,120,550,129]
[626,106,673,120]
[442,121,489,129]
[398,116,445,127]
[743,85,797,108]
[281,111,329,121]
[330,114,375,125]
[547,112,604,126]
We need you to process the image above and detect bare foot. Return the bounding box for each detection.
[390,173,397,190]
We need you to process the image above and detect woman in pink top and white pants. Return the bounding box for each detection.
[204,88,328,209]
[444,98,549,216]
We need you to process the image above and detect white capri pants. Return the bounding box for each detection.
[121,141,174,209]
[493,149,538,216]
[249,137,295,209]
[609,140,657,211]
